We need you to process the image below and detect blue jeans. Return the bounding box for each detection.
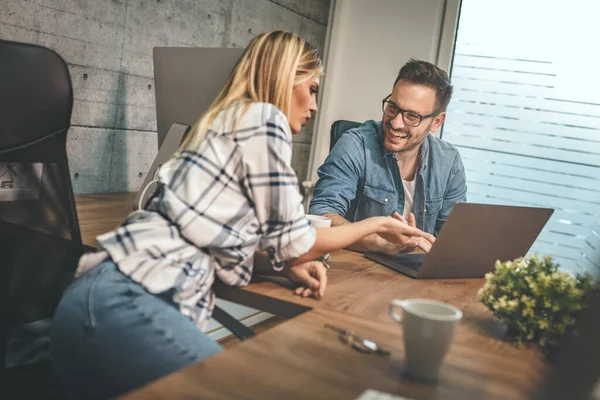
[50,260,222,399]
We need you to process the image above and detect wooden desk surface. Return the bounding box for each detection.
[215,250,502,336]
[75,192,546,399]
[122,308,544,400]
[75,192,136,247]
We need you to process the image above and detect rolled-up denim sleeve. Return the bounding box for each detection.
[309,133,364,218]
[435,150,467,235]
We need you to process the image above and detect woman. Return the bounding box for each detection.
[50,31,431,399]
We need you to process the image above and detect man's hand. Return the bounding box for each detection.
[321,212,434,255]
[380,241,408,255]
[285,261,328,300]
[391,212,436,253]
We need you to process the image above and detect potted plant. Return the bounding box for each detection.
[478,255,596,359]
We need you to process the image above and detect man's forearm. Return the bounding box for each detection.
[323,213,389,253]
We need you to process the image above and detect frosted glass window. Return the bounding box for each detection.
[443,0,600,278]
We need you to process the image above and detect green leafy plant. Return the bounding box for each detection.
[478,255,596,360]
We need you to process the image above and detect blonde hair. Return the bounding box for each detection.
[178,30,322,153]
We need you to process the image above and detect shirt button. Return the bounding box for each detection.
[384,198,388,203]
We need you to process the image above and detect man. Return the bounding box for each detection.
[309,59,467,254]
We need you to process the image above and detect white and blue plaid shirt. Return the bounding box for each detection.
[78,103,316,331]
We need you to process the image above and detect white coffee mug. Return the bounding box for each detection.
[388,298,463,381]
[306,214,332,228]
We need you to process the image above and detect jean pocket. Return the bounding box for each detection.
[423,199,443,233]
[360,185,396,216]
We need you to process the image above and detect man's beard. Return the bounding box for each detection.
[387,124,410,140]
[385,121,431,154]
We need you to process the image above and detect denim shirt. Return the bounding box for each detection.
[309,120,467,236]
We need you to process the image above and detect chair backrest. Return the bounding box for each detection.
[330,120,361,151]
[0,40,82,367]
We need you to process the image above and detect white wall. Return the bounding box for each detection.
[308,0,455,182]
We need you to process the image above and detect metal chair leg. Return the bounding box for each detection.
[212,305,256,341]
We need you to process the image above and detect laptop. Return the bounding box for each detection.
[134,47,245,208]
[365,203,554,279]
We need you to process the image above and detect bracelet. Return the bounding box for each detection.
[315,253,331,270]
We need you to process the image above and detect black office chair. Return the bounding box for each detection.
[0,39,82,398]
[329,119,361,151]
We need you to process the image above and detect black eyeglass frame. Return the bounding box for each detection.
[381,94,441,127]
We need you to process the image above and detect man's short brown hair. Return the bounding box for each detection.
[394,59,453,112]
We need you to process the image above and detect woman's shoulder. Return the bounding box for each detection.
[242,102,289,129]
[231,102,292,143]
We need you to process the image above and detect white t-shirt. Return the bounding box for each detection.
[402,178,416,219]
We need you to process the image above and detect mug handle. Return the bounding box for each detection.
[388,299,405,323]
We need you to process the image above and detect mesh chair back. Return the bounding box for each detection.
[0,40,82,366]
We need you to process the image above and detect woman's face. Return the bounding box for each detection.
[289,74,320,134]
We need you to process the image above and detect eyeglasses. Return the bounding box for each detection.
[382,95,441,127]
[325,324,390,356]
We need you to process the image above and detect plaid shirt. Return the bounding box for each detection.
[80,103,316,331]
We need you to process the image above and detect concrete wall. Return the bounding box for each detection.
[0,0,331,194]
[308,0,449,182]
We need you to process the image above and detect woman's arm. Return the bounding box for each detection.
[290,216,434,266]
[253,251,328,299]
[324,213,407,254]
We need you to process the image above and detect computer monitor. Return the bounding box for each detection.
[134,47,245,209]
[153,47,245,147]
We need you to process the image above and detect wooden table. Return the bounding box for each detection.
[214,250,506,337]
[123,307,544,400]
[74,192,547,399]
[75,192,136,248]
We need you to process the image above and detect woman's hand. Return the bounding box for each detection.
[375,216,425,247]
[284,260,328,300]
[390,212,436,253]
[374,213,436,253]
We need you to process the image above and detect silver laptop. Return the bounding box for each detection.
[365,203,554,279]
[134,47,245,208]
